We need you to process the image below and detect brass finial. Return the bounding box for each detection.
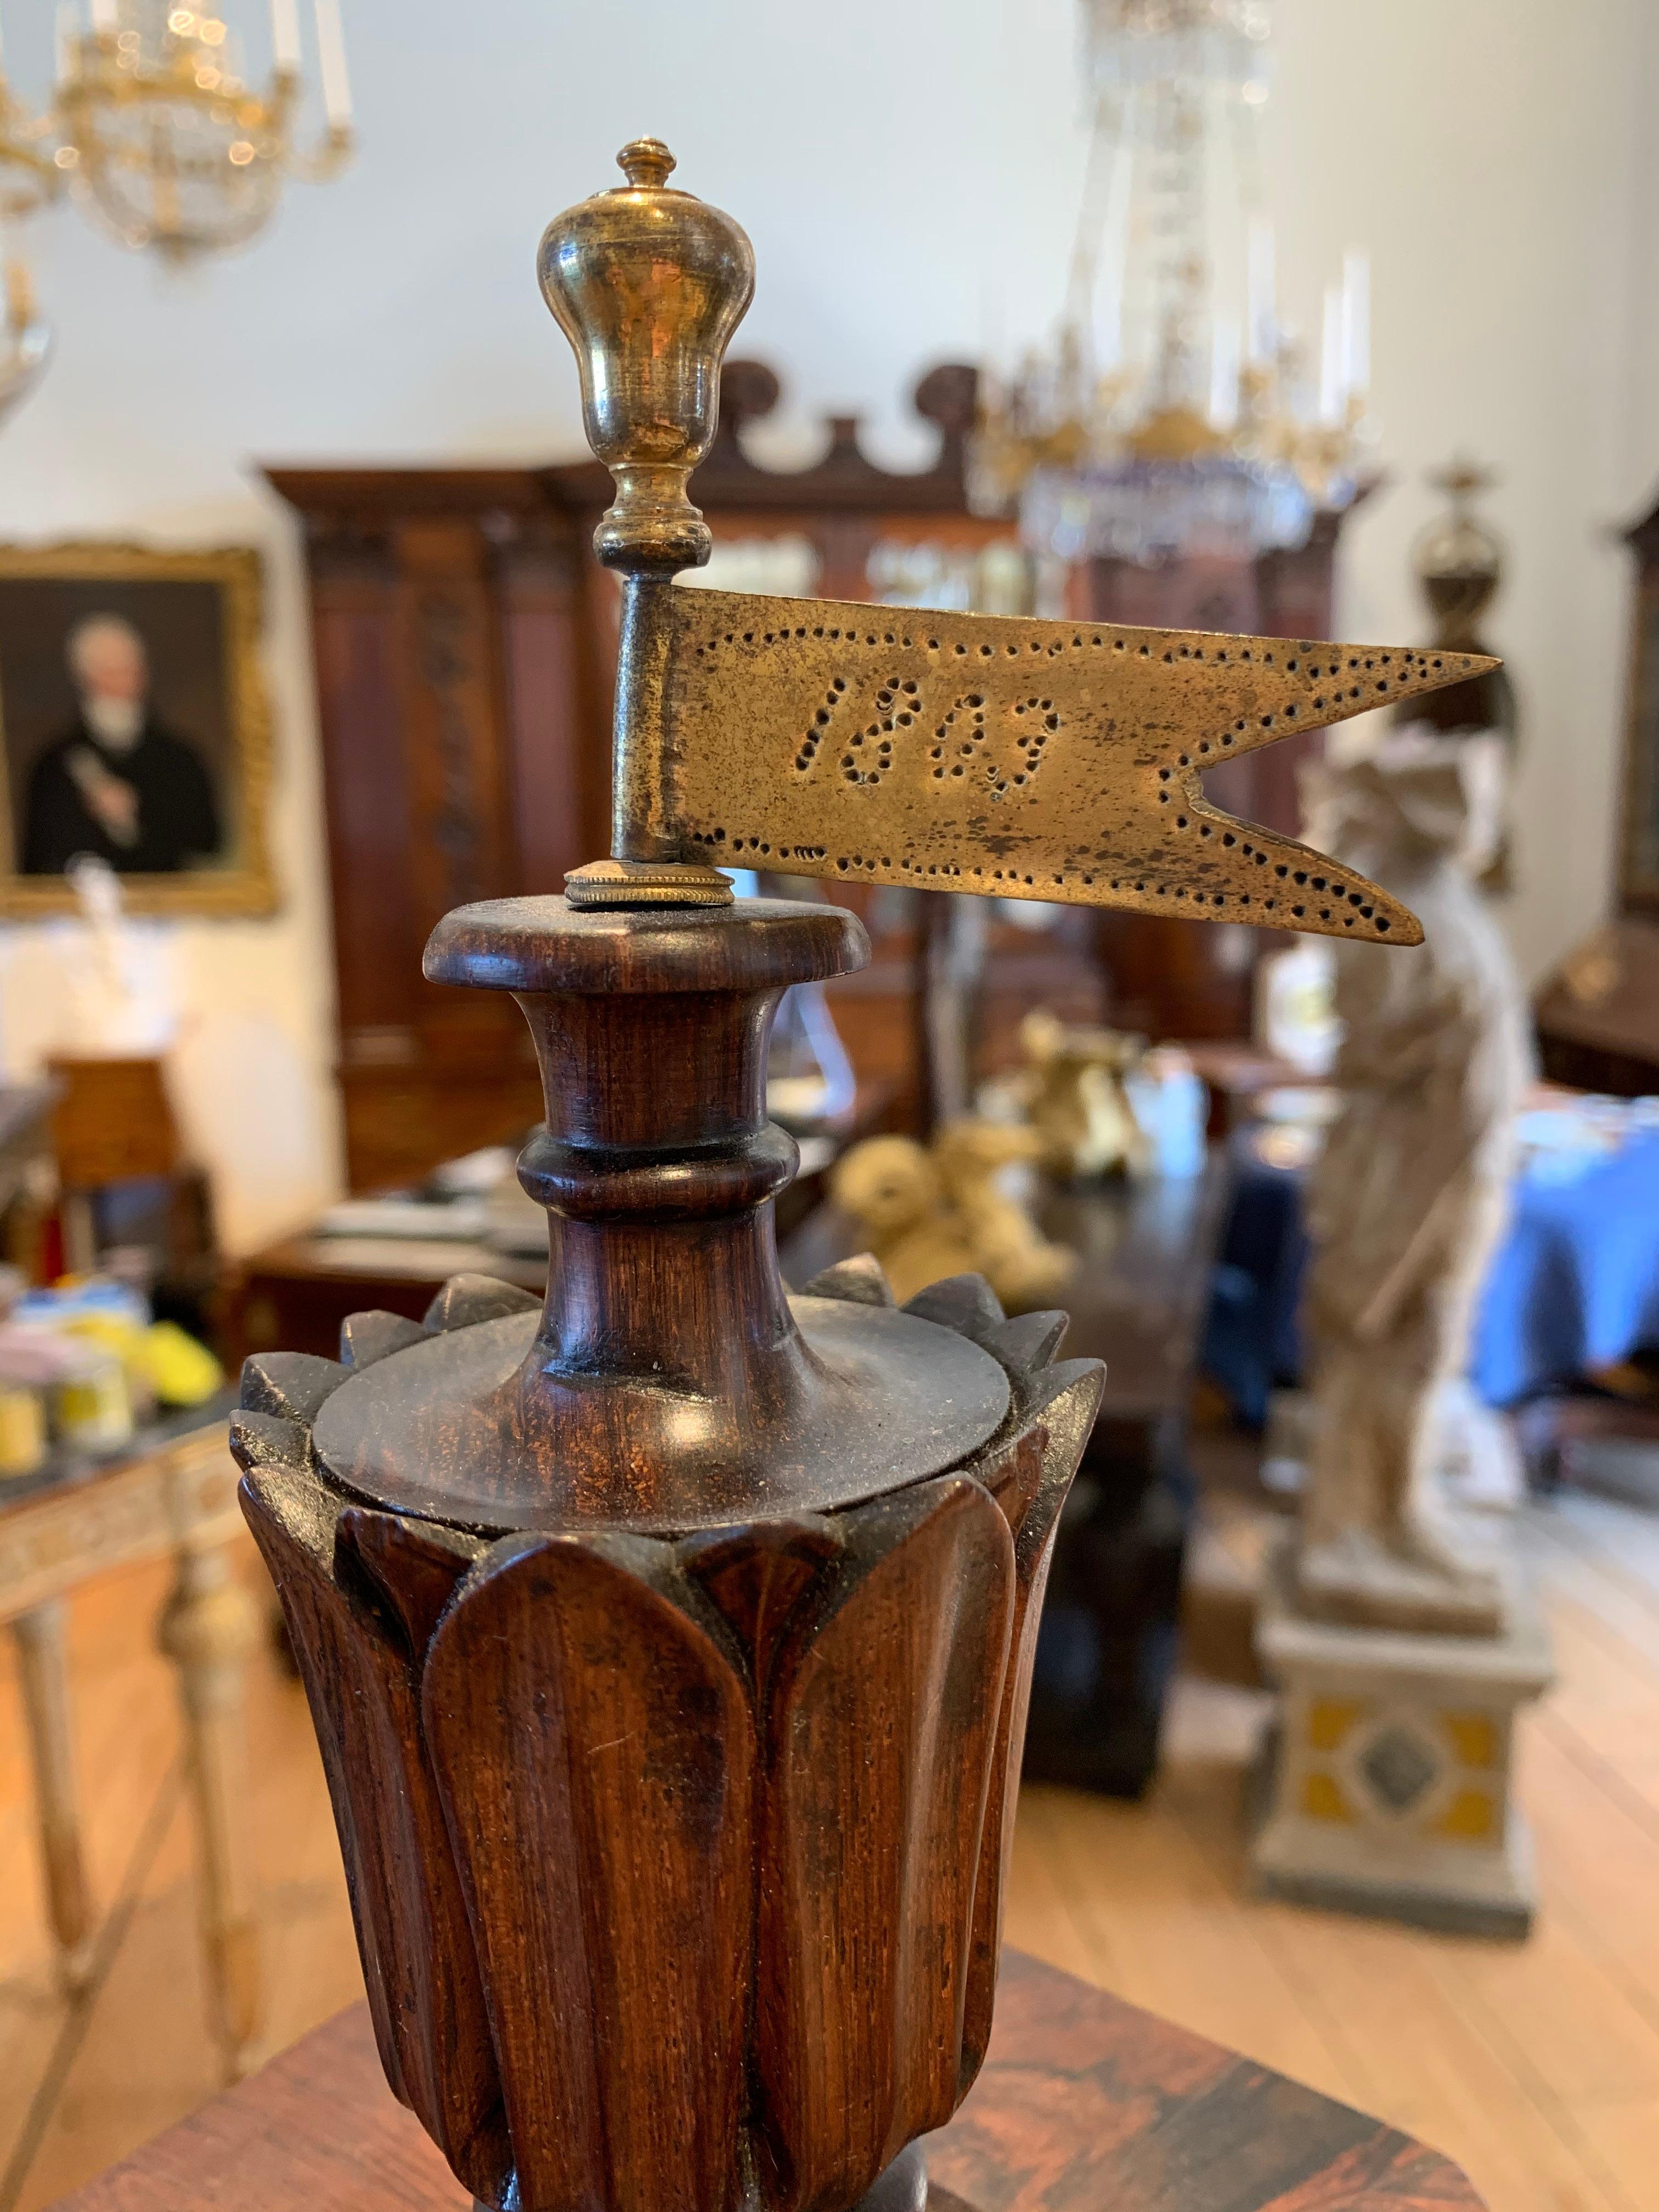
[538,139,755,575]
[616,136,675,189]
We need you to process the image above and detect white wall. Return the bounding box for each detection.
[0,0,1646,1247]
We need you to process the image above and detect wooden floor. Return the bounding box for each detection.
[2,1486,1658,2212]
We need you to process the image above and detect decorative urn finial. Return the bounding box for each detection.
[537,136,755,574]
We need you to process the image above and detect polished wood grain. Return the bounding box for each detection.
[50,1948,1481,2212]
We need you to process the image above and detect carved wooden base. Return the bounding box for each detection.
[235,1261,1100,2212]
[12,1601,95,1994]
[233,893,1105,2212]
[472,2145,928,2212]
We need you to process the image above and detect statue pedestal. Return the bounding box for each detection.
[1249,1535,1553,1937]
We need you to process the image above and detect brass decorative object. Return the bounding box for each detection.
[1400,458,1517,892]
[830,1121,1075,1311]
[236,140,1493,2212]
[1017,1009,1150,1180]
[540,138,755,577]
[0,58,61,221]
[53,0,353,262]
[546,144,1483,938]
[1406,458,1514,733]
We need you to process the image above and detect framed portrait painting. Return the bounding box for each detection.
[0,543,276,917]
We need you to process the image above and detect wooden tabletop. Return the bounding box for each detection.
[783,1165,1231,1429]
[57,1948,1481,2212]
[0,1408,236,1621]
[1032,1166,1231,1425]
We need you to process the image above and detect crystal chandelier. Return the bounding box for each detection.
[52,0,354,261]
[977,0,1375,566]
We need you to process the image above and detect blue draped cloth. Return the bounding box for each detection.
[1201,1127,1659,1424]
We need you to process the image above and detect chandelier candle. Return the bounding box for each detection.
[235,139,1492,2212]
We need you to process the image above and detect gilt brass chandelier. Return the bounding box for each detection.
[52,0,354,261]
[977,0,1375,565]
[0,24,59,424]
[0,31,60,220]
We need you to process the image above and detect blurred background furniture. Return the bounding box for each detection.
[0,1080,60,1269]
[785,1156,1232,1797]
[47,1058,218,1336]
[0,1412,258,2081]
[1536,489,1659,1094]
[1203,1087,1659,1446]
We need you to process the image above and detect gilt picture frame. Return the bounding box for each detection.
[0,541,276,918]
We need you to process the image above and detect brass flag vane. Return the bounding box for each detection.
[543,138,1493,943]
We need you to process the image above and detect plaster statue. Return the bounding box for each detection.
[1017,1009,1152,1180]
[830,1119,1074,1313]
[1294,732,1529,1635]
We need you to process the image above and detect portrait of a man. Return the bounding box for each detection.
[22,613,223,876]
[0,545,274,918]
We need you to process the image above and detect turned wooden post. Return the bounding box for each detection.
[11,1601,95,1995]
[235,883,1101,2212]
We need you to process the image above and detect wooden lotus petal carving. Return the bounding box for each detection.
[754,1474,1015,2209]
[341,1509,482,1656]
[231,1268,1104,2212]
[239,1348,347,1423]
[421,1532,753,2212]
[225,1408,309,1473]
[800,1251,896,1306]
[901,1273,1005,1341]
[236,1466,510,2204]
[958,1359,1104,2081]
[978,1308,1070,1375]
[680,1517,843,1708]
[340,1310,430,1368]
[424,1272,543,1332]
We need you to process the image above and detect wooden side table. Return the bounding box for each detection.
[53,1948,1482,2212]
[783,1163,1233,1796]
[0,1415,261,2082]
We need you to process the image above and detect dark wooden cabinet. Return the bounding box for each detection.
[1536,491,1659,1094]
[268,469,607,1188]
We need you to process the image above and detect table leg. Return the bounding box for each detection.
[159,1538,263,2083]
[10,1599,96,1994]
